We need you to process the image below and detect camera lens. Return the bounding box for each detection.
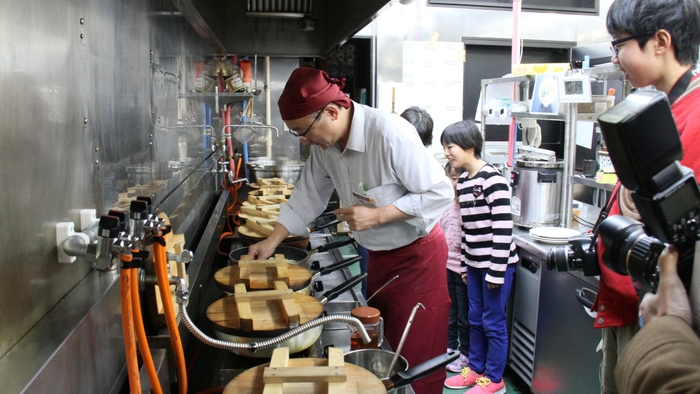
[599,215,666,288]
[546,236,598,276]
[546,245,573,272]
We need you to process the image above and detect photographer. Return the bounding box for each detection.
[595,1,700,392]
[615,245,700,394]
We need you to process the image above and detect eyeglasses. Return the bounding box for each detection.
[289,104,327,138]
[610,32,655,56]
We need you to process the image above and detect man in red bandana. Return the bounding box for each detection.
[249,67,454,394]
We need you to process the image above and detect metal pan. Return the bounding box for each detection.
[229,237,356,270]
[206,273,367,358]
[237,216,341,249]
[214,255,363,295]
[222,350,459,393]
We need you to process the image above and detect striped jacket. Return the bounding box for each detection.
[456,163,518,284]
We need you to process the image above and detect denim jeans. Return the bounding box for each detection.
[447,269,470,355]
[466,264,515,382]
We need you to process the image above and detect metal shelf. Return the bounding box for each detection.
[570,174,615,192]
[179,92,254,108]
[481,75,531,85]
[511,112,566,121]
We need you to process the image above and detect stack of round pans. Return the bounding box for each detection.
[528,227,581,244]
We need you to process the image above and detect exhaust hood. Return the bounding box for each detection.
[174,0,392,57]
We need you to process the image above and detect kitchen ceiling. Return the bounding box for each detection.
[175,0,392,56]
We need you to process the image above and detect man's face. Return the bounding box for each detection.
[284,106,338,149]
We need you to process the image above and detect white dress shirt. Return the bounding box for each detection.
[277,102,453,251]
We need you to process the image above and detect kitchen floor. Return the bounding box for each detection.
[337,237,533,394]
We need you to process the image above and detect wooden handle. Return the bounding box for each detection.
[234,289,294,302]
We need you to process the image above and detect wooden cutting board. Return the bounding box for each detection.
[223,357,385,394]
[206,292,323,335]
[214,263,312,292]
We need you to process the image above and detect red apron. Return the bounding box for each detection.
[367,225,451,394]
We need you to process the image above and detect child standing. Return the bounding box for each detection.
[442,163,471,372]
[442,120,518,394]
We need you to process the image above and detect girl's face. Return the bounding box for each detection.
[443,143,472,169]
[446,167,461,192]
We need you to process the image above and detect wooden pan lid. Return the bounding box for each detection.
[223,357,385,394]
[214,263,312,292]
[238,224,308,242]
[206,292,323,337]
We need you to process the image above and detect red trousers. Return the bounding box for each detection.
[368,225,451,394]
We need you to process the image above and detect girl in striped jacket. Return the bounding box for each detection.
[442,120,518,394]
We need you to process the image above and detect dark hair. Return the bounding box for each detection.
[607,0,700,65]
[400,106,434,147]
[440,120,483,159]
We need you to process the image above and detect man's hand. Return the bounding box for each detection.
[639,245,692,326]
[247,223,290,260]
[334,204,412,232]
[334,205,381,231]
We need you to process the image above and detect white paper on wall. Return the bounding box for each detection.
[395,41,465,157]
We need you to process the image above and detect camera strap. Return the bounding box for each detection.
[587,184,621,252]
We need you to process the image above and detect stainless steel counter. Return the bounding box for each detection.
[509,202,603,393]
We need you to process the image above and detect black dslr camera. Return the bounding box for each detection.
[547,90,700,290]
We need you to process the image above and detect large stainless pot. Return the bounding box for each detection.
[206,273,367,358]
[510,159,564,228]
[246,157,305,185]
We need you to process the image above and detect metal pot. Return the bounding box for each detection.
[237,217,341,250]
[229,238,356,270]
[206,273,367,358]
[221,350,458,393]
[510,159,564,228]
[214,255,363,295]
[246,157,305,185]
[344,349,409,394]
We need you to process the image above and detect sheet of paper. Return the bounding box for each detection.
[576,120,595,149]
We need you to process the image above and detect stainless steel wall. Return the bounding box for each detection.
[0,0,212,390]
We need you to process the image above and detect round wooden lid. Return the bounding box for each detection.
[223,357,386,394]
[238,225,308,242]
[213,264,312,292]
[206,293,324,337]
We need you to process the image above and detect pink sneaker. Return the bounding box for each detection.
[464,376,506,394]
[444,367,483,389]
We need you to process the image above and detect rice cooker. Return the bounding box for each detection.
[510,159,564,227]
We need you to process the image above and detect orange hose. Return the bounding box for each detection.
[130,268,163,394]
[120,267,141,394]
[154,242,188,394]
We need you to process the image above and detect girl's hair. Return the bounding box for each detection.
[440,119,483,159]
[444,162,466,176]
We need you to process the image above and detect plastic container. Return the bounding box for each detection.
[350,306,383,350]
